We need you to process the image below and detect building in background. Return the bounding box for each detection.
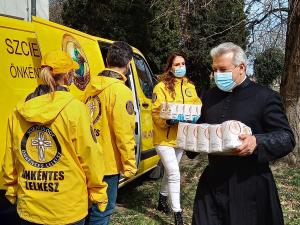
[0,0,49,21]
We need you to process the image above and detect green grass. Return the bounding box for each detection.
[111,155,300,225]
[272,162,300,225]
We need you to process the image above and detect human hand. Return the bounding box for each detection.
[98,201,108,212]
[177,114,185,121]
[123,170,136,179]
[6,195,16,205]
[191,115,200,124]
[233,134,257,156]
[166,119,179,125]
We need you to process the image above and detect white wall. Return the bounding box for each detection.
[36,0,49,20]
[0,0,49,21]
[0,0,28,20]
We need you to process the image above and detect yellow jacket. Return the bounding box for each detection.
[82,69,137,177]
[152,77,201,147]
[2,90,107,225]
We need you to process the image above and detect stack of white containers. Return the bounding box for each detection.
[160,102,202,122]
[176,120,252,154]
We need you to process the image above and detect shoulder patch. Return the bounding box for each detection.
[126,101,134,115]
[185,88,192,97]
[152,93,157,103]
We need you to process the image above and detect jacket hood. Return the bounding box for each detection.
[85,69,125,96]
[17,91,75,124]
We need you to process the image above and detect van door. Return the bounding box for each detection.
[131,53,156,156]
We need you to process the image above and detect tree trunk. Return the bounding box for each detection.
[280,0,300,165]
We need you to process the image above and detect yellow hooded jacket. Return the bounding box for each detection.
[152,77,202,147]
[2,89,107,225]
[82,69,137,178]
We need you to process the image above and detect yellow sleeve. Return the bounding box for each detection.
[191,85,202,104]
[111,86,137,178]
[74,104,108,205]
[194,95,202,104]
[152,84,168,128]
[2,114,18,204]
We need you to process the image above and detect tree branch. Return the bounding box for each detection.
[248,7,289,29]
[199,19,246,40]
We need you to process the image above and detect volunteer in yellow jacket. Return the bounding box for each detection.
[152,52,201,225]
[83,41,137,225]
[2,50,108,225]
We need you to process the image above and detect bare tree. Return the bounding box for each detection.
[244,0,288,79]
[280,0,300,165]
[49,0,66,24]
[246,0,288,53]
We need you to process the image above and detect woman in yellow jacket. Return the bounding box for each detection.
[152,52,201,225]
[2,50,107,225]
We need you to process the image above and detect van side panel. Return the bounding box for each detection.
[0,16,42,189]
[32,16,105,96]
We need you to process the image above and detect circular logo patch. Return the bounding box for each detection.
[85,96,101,124]
[62,34,90,90]
[152,93,157,103]
[126,101,134,115]
[21,125,61,168]
[185,88,192,97]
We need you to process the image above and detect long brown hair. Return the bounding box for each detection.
[159,52,187,99]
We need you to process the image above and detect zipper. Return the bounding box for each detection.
[166,126,171,139]
[181,79,185,104]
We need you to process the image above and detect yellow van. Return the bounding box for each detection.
[0,15,160,212]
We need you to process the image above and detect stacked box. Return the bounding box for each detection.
[160,103,202,122]
[176,120,252,154]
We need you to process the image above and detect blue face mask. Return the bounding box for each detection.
[173,66,186,77]
[214,72,236,92]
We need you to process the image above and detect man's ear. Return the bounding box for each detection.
[125,61,131,70]
[239,63,246,74]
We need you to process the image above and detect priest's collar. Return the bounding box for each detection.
[233,76,251,92]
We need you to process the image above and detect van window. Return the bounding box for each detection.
[98,41,110,67]
[133,54,153,99]
[98,41,134,88]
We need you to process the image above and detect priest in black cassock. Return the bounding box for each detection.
[189,42,295,225]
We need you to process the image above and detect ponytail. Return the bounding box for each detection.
[40,67,63,99]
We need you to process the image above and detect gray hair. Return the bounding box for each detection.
[210,42,247,66]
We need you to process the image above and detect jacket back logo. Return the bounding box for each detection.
[85,95,102,125]
[31,131,52,162]
[21,125,62,168]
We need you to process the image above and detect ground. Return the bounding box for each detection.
[111,154,300,225]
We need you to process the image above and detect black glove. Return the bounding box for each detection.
[166,119,179,125]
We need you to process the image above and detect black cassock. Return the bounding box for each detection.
[191,78,295,225]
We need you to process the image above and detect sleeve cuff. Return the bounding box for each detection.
[123,169,137,178]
